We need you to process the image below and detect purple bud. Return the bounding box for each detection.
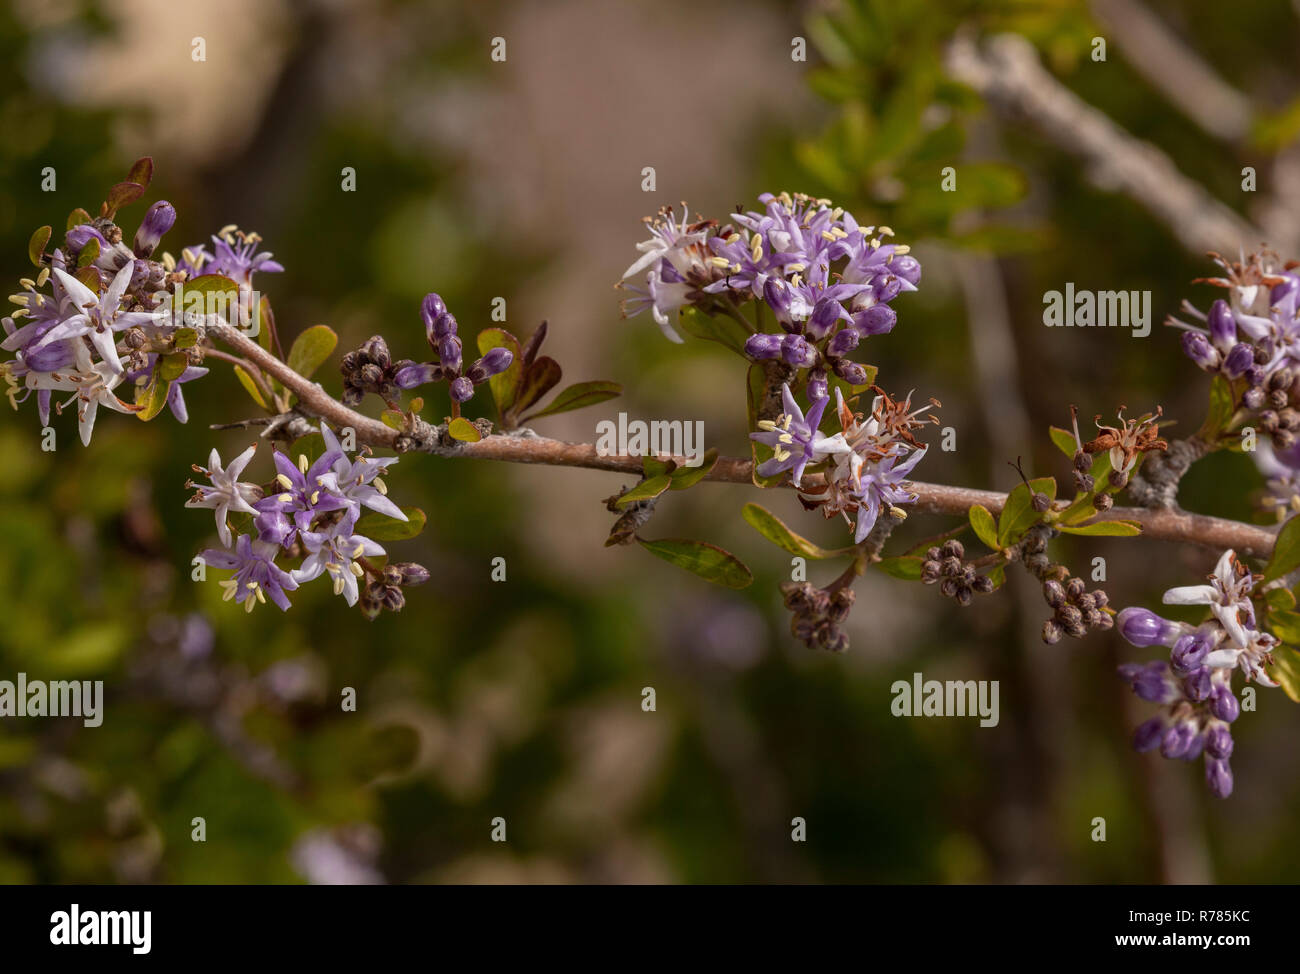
[394,363,441,390]
[1223,343,1254,379]
[780,334,816,369]
[254,510,293,547]
[66,224,107,253]
[827,328,860,357]
[763,278,795,327]
[806,297,843,340]
[833,359,869,385]
[873,275,902,304]
[1245,365,1266,388]
[466,347,513,383]
[1181,331,1219,370]
[1118,660,1177,704]
[1160,721,1198,760]
[1133,716,1165,753]
[1205,757,1233,798]
[1210,684,1240,723]
[1182,666,1212,702]
[1171,631,1210,673]
[891,254,921,286]
[744,333,783,360]
[852,304,897,336]
[437,335,462,375]
[806,369,828,401]
[1205,721,1234,760]
[1207,299,1236,349]
[133,201,176,257]
[449,376,474,402]
[420,293,447,333]
[1116,607,1177,648]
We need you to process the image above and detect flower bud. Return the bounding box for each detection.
[360,336,391,370]
[133,201,176,257]
[872,274,902,304]
[1182,666,1211,702]
[437,335,463,375]
[394,363,441,390]
[805,369,828,402]
[1160,721,1198,760]
[941,540,964,560]
[851,304,896,336]
[1204,756,1233,798]
[1041,619,1063,644]
[66,224,107,253]
[1222,342,1254,378]
[1043,579,1066,608]
[763,278,796,328]
[1205,721,1234,760]
[779,334,816,369]
[806,297,842,340]
[827,328,860,357]
[744,333,783,360]
[1181,331,1218,370]
[449,376,474,402]
[973,574,994,594]
[1170,631,1210,672]
[420,293,447,334]
[891,254,921,287]
[1210,684,1240,723]
[833,360,868,385]
[466,347,513,383]
[1133,716,1165,752]
[1207,299,1236,349]
[392,562,430,586]
[1115,607,1176,647]
[1118,660,1177,704]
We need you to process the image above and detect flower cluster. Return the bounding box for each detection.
[366,293,512,406]
[2,180,283,445]
[785,385,935,544]
[188,424,428,616]
[1172,251,1300,446]
[620,193,919,385]
[1115,550,1279,797]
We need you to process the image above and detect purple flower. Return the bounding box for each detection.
[202,534,299,611]
[254,447,349,539]
[204,228,284,287]
[319,425,406,522]
[750,384,849,487]
[185,444,261,546]
[293,516,386,607]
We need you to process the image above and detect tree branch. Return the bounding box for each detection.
[208,322,1280,557]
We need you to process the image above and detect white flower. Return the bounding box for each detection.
[186,444,261,546]
[32,265,163,374]
[1162,549,1256,649]
[293,528,385,606]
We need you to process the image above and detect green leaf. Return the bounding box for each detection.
[1199,375,1237,440]
[355,506,426,542]
[1057,519,1142,537]
[233,365,268,410]
[158,352,189,381]
[997,476,1056,546]
[635,537,753,589]
[28,226,50,267]
[1261,515,1300,584]
[65,208,91,232]
[1267,587,1297,612]
[742,502,852,559]
[986,564,1006,590]
[173,328,199,350]
[642,456,673,478]
[447,417,481,442]
[476,328,523,422]
[669,449,717,490]
[968,504,999,549]
[514,356,562,414]
[876,556,924,580]
[134,374,171,421]
[1268,646,1300,704]
[1268,609,1300,644]
[676,306,750,355]
[615,474,672,508]
[76,236,100,268]
[523,380,621,420]
[380,410,404,430]
[1049,426,1077,457]
[286,324,337,379]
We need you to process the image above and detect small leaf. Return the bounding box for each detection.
[968,504,999,549]
[1267,588,1297,611]
[65,208,91,232]
[76,236,100,268]
[997,476,1056,546]
[355,506,426,542]
[286,324,338,379]
[125,156,154,187]
[676,306,750,355]
[635,537,753,589]
[742,503,852,559]
[1057,519,1142,537]
[523,380,622,420]
[447,417,482,442]
[1262,515,1300,584]
[476,328,523,422]
[986,564,1006,590]
[75,267,100,291]
[135,375,171,421]
[173,327,199,350]
[642,456,674,478]
[615,474,672,507]
[1199,375,1237,440]
[158,353,189,382]
[1048,426,1077,457]
[875,556,924,580]
[233,365,268,409]
[669,449,718,490]
[521,320,547,366]
[1268,646,1300,703]
[1268,609,1300,644]
[28,226,51,267]
[105,180,146,212]
[514,356,562,414]
[380,410,404,430]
